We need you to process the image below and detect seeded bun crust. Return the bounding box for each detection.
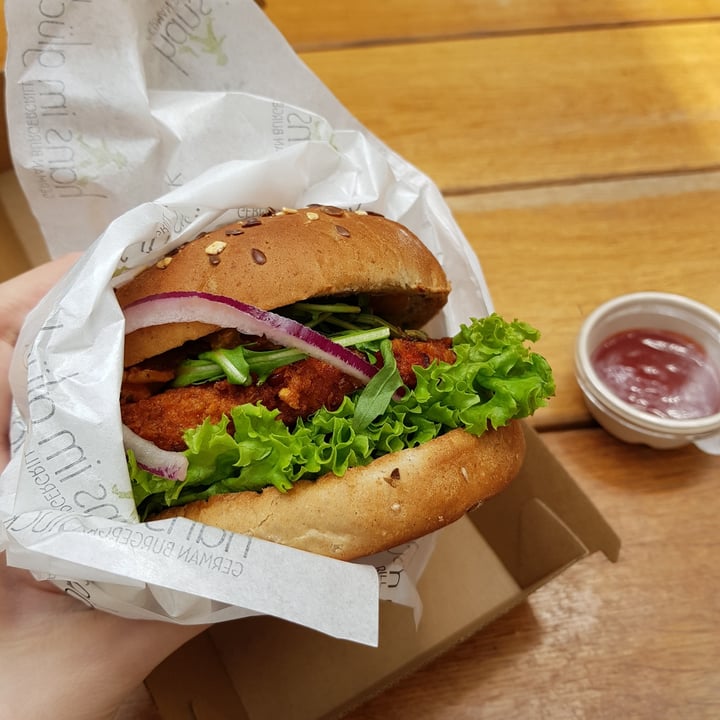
[153,422,525,561]
[116,206,451,367]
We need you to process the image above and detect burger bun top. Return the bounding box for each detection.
[116,206,451,367]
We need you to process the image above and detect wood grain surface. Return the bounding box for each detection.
[267,1,720,50]
[299,23,720,192]
[343,427,720,719]
[449,181,720,429]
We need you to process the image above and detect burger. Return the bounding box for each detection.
[116,205,554,560]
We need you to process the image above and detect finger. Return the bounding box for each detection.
[0,253,81,347]
[0,254,81,469]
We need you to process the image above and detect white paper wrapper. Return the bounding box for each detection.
[1,0,494,646]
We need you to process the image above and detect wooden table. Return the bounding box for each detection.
[272,4,720,718]
[3,2,720,718]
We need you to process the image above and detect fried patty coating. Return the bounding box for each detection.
[121,338,454,451]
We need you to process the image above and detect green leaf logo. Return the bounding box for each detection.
[182,17,227,66]
[75,134,129,186]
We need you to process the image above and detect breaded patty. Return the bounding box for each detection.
[121,338,454,451]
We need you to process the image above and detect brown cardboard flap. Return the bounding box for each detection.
[145,632,249,720]
[0,72,12,174]
[469,422,621,588]
[0,198,31,280]
[0,169,48,270]
[148,517,523,720]
[204,517,521,720]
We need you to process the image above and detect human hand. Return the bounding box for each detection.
[0,254,80,467]
[0,257,206,720]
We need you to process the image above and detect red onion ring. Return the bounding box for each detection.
[122,424,188,482]
[123,291,379,384]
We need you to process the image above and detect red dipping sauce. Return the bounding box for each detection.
[591,328,720,420]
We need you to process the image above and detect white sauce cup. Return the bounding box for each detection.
[575,292,720,454]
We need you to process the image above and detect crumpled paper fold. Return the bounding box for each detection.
[1,0,493,645]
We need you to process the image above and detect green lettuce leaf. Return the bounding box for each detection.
[129,314,555,519]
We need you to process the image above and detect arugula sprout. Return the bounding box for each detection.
[172,325,391,387]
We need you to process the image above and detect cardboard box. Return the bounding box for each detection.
[0,109,619,720]
[145,423,620,720]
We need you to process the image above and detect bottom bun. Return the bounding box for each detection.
[152,422,526,560]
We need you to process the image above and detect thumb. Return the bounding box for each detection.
[0,254,81,469]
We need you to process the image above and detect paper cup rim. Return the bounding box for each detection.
[575,291,720,437]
